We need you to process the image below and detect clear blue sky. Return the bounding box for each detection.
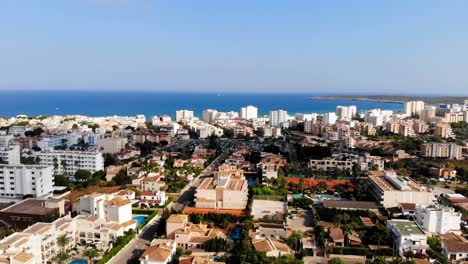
[1,0,467,95]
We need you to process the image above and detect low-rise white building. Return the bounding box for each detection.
[0,214,130,264]
[35,150,104,175]
[415,205,461,235]
[387,220,428,257]
[140,239,176,264]
[79,193,135,227]
[440,233,468,262]
[140,190,167,207]
[0,164,54,201]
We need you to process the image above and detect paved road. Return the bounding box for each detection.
[108,216,161,264]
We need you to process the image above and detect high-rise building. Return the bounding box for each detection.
[404,101,425,116]
[202,109,218,124]
[336,105,357,120]
[322,112,337,124]
[269,110,288,128]
[240,105,258,119]
[420,106,436,122]
[0,164,54,200]
[175,110,194,122]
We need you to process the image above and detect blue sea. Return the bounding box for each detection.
[0,91,403,118]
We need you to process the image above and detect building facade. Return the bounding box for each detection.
[35,150,104,175]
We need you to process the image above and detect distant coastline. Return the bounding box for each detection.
[309,95,466,105]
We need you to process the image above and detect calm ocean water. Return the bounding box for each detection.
[0,91,403,118]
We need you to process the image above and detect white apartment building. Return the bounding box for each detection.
[240,105,258,119]
[0,215,129,264]
[262,126,282,138]
[37,133,81,150]
[8,126,29,136]
[415,205,461,235]
[368,170,435,208]
[202,109,218,124]
[35,150,104,175]
[296,113,318,122]
[404,101,425,116]
[175,110,194,122]
[364,109,393,126]
[84,132,104,146]
[269,110,288,128]
[97,137,127,154]
[0,134,20,165]
[195,175,248,210]
[387,220,428,257]
[336,105,357,120]
[79,193,135,226]
[0,164,54,201]
[322,112,337,124]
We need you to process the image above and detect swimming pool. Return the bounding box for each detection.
[311,194,349,203]
[68,260,87,264]
[132,215,148,225]
[229,228,242,240]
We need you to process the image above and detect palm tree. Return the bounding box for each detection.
[57,234,71,251]
[54,250,69,264]
[84,248,99,264]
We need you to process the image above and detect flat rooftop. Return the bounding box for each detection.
[388,220,425,236]
[369,173,427,192]
[0,199,57,215]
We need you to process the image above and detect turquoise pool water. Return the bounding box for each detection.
[229,228,242,240]
[69,260,87,264]
[133,215,148,225]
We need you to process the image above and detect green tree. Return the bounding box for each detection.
[114,169,131,185]
[74,169,92,182]
[56,234,71,251]
[54,251,69,264]
[286,231,304,251]
[84,248,99,264]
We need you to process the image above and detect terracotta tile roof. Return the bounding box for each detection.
[121,219,137,227]
[167,214,189,223]
[441,233,468,253]
[400,203,416,211]
[105,197,132,207]
[329,227,344,242]
[140,242,174,262]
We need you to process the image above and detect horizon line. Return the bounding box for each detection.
[0,89,466,97]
